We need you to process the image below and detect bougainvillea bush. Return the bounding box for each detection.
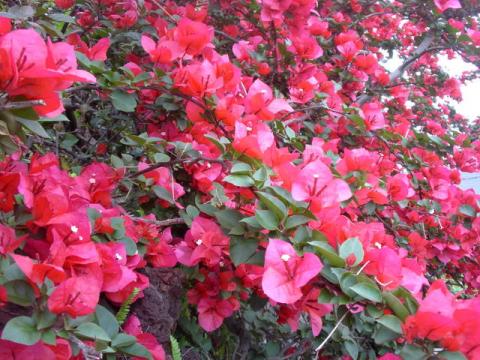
[1,0,480,359]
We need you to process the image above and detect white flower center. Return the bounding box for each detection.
[115,253,123,261]
[196,239,203,246]
[374,242,382,249]
[71,225,79,233]
[89,178,96,184]
[280,254,291,262]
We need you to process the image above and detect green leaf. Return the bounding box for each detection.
[214,209,244,230]
[373,326,399,345]
[230,162,252,175]
[41,329,56,345]
[230,238,258,266]
[153,186,174,204]
[256,191,288,221]
[339,272,358,298]
[255,209,279,230]
[350,282,382,303]
[284,215,311,230]
[110,90,137,113]
[111,333,136,348]
[95,305,119,339]
[170,336,182,360]
[153,153,171,163]
[345,340,359,360]
[383,292,410,321]
[399,344,428,360]
[2,316,41,345]
[47,13,76,23]
[119,342,153,360]
[308,241,346,267]
[224,175,254,187]
[15,118,50,138]
[438,351,467,360]
[74,322,111,342]
[4,280,35,306]
[459,204,476,217]
[376,315,403,334]
[339,237,364,266]
[34,310,57,331]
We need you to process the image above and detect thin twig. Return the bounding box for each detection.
[315,312,348,354]
[132,216,185,227]
[0,100,45,110]
[68,334,101,360]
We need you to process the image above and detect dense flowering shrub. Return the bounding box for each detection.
[0,0,480,359]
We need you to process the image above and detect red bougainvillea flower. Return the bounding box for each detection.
[387,173,415,201]
[334,30,363,60]
[141,35,182,64]
[434,0,461,12]
[123,315,166,360]
[11,254,66,287]
[0,17,11,35]
[145,227,178,267]
[197,297,236,332]
[0,224,22,255]
[48,275,101,317]
[404,280,456,342]
[262,239,323,304]
[0,339,58,360]
[175,216,229,267]
[67,34,110,61]
[173,18,214,56]
[378,354,402,360]
[55,0,75,9]
[279,287,333,335]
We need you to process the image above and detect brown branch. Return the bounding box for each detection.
[358,31,438,105]
[0,100,45,110]
[128,156,225,178]
[132,216,185,227]
[68,334,101,360]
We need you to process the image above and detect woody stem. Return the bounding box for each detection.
[315,311,348,354]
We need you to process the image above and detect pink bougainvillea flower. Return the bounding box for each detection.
[434,0,461,13]
[262,239,323,304]
[364,247,402,289]
[291,160,352,208]
[141,35,183,64]
[387,173,415,201]
[360,102,386,130]
[233,121,275,159]
[244,79,293,120]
